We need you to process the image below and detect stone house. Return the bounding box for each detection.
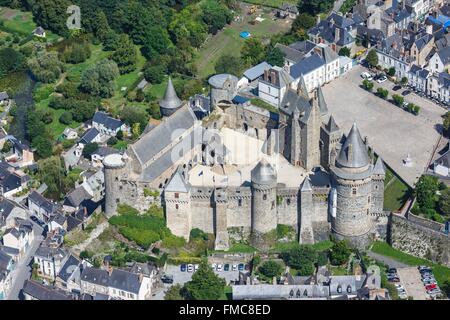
[0,197,28,231]
[92,112,127,137]
[22,280,73,300]
[429,46,450,74]
[33,246,67,281]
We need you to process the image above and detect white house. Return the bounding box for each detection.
[258,66,294,108]
[429,46,450,74]
[408,65,430,92]
[2,221,34,260]
[33,246,67,281]
[92,112,127,137]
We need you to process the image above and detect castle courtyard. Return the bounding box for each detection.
[322,65,445,187]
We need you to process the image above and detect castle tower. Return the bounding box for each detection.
[213,188,230,251]
[164,168,191,240]
[299,177,315,244]
[103,154,126,218]
[331,123,374,249]
[371,157,386,216]
[301,94,321,171]
[290,109,301,166]
[251,158,277,248]
[159,77,183,117]
[208,74,238,110]
[321,115,342,170]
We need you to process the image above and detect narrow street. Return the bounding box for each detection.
[6,223,44,300]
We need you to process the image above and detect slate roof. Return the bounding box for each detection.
[279,89,311,117]
[28,191,57,214]
[79,128,100,145]
[0,198,16,221]
[0,249,12,270]
[414,33,433,51]
[0,162,29,193]
[93,112,123,131]
[289,40,317,54]
[165,167,190,193]
[50,213,67,227]
[373,157,386,175]
[0,92,9,101]
[409,65,430,79]
[34,246,66,261]
[336,123,370,169]
[301,177,312,192]
[130,105,197,169]
[58,254,80,283]
[243,61,272,81]
[92,146,118,158]
[290,53,325,79]
[64,186,93,208]
[232,284,329,300]
[22,280,72,300]
[437,46,450,66]
[325,115,340,133]
[159,77,183,111]
[251,158,277,185]
[81,267,110,286]
[275,44,305,64]
[439,72,450,88]
[66,213,83,232]
[109,268,142,294]
[33,27,45,36]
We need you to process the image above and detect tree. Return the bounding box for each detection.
[107,136,118,146]
[1,140,12,153]
[32,136,53,159]
[362,79,374,91]
[329,240,351,266]
[0,47,25,77]
[442,280,450,298]
[121,105,149,134]
[443,112,450,137]
[376,87,389,99]
[144,64,166,84]
[387,67,396,77]
[148,102,162,120]
[292,13,316,32]
[82,142,99,159]
[183,261,226,300]
[165,284,184,300]
[401,77,408,86]
[31,0,71,36]
[438,188,450,217]
[392,94,404,107]
[241,38,266,65]
[266,47,285,67]
[297,0,334,15]
[215,54,244,76]
[338,47,351,57]
[281,246,317,276]
[59,111,73,125]
[116,130,124,140]
[111,34,137,74]
[80,59,119,98]
[28,51,64,83]
[201,0,233,34]
[366,49,378,68]
[258,260,283,280]
[415,175,439,211]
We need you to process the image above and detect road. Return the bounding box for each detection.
[6,223,44,300]
[367,251,408,269]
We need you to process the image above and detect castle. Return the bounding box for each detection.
[102,74,389,250]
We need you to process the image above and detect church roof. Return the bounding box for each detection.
[317,87,328,116]
[373,157,386,175]
[165,167,190,193]
[251,158,277,185]
[159,77,183,111]
[336,123,370,169]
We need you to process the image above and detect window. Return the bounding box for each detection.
[368,196,371,204]
[175,193,179,199]
[271,201,275,210]
[352,188,357,195]
[175,204,179,210]
[337,285,342,293]
[263,194,267,200]
[238,199,242,207]
[287,199,291,206]
[347,285,352,293]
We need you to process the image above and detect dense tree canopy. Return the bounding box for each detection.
[215,54,244,76]
[28,51,64,83]
[266,47,285,67]
[0,47,26,77]
[80,59,119,98]
[31,0,71,36]
[111,34,138,74]
[329,240,351,266]
[281,246,318,276]
[183,261,226,300]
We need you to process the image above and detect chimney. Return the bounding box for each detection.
[334,28,341,44]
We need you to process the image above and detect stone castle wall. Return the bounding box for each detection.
[390,214,450,267]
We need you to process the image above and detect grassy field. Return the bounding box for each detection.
[0,7,59,41]
[384,165,412,212]
[194,9,292,79]
[371,241,450,286]
[65,44,110,83]
[242,0,297,8]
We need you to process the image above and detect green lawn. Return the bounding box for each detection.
[194,10,292,79]
[65,44,110,83]
[242,0,297,8]
[330,265,349,275]
[371,241,450,286]
[384,166,411,212]
[214,242,258,253]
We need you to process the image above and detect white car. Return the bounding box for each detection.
[187,264,194,272]
[194,264,199,271]
[217,264,223,272]
[232,264,238,271]
[211,263,217,270]
[376,76,387,83]
[361,72,372,80]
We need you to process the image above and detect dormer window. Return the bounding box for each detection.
[347,285,352,293]
[337,285,342,293]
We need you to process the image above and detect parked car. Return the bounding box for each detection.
[161,275,174,284]
[402,90,411,96]
[376,75,387,83]
[180,264,186,272]
[224,264,230,271]
[217,264,223,272]
[238,263,244,271]
[388,277,400,282]
[361,72,372,80]
[232,264,238,271]
[211,263,217,270]
[427,289,441,295]
[244,264,250,271]
[425,284,437,291]
[194,264,199,271]
[423,279,437,285]
[388,268,398,274]
[393,85,402,91]
[187,264,194,272]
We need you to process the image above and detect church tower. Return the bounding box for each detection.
[301,92,321,171]
[331,123,374,249]
[251,158,277,249]
[159,77,183,117]
[321,115,342,170]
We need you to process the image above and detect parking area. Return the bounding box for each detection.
[323,65,445,187]
[397,267,429,300]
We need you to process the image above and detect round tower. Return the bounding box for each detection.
[159,77,183,117]
[250,158,277,248]
[103,153,126,218]
[331,123,374,249]
[208,74,238,110]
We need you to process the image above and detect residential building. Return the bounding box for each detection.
[0,197,28,231]
[92,112,127,137]
[0,250,13,300]
[27,191,59,223]
[22,280,73,300]
[258,66,294,108]
[2,220,34,260]
[429,46,450,73]
[32,27,46,38]
[33,245,67,281]
[276,4,299,19]
[79,128,101,146]
[91,146,119,168]
[3,136,34,168]
[408,64,430,92]
[237,62,272,88]
[56,254,82,292]
[62,128,78,140]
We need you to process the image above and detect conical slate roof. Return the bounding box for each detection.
[336,123,370,169]
[165,167,190,193]
[159,77,183,110]
[298,76,309,99]
[317,87,328,115]
[301,177,312,192]
[373,157,386,175]
[251,158,277,185]
[326,115,339,132]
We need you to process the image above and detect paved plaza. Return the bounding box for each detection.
[322,65,445,186]
[397,267,428,300]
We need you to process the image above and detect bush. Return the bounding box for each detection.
[59,111,73,125]
[329,240,351,266]
[376,87,389,99]
[387,67,396,77]
[362,79,374,91]
[258,260,283,280]
[317,251,329,266]
[107,136,118,146]
[281,245,317,276]
[392,94,404,107]
[190,228,209,241]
